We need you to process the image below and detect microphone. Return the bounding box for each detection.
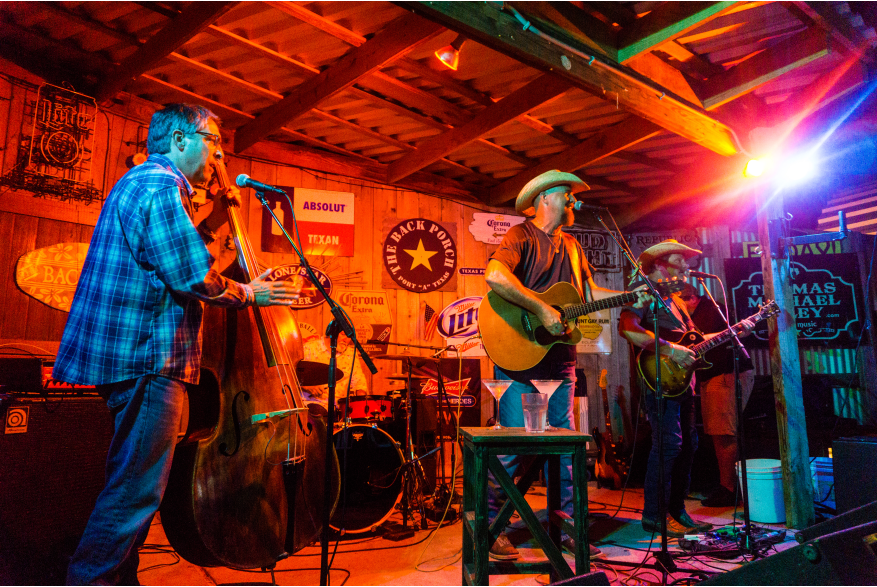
[688,270,719,279]
[572,201,607,213]
[235,174,287,194]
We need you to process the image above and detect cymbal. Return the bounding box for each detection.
[373,354,439,366]
[296,361,344,387]
[386,374,431,381]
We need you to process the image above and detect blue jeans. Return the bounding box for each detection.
[487,363,576,533]
[67,375,186,585]
[642,393,697,523]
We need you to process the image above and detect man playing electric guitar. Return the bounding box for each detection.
[619,240,754,538]
[484,169,650,561]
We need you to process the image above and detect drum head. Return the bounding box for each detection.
[331,425,404,533]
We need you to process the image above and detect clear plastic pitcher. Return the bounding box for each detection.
[521,393,549,433]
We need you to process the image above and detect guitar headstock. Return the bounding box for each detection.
[755,300,781,320]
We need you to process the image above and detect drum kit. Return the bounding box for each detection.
[327,352,455,536]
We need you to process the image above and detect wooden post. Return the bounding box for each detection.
[755,187,815,529]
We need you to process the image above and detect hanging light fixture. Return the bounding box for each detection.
[434,34,467,71]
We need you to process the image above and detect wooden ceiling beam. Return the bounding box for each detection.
[94,1,236,104]
[387,74,571,183]
[699,27,830,110]
[139,73,487,197]
[611,151,679,174]
[616,2,736,63]
[792,1,875,61]
[234,13,444,153]
[509,2,617,59]
[576,173,649,198]
[275,2,585,155]
[246,141,485,202]
[488,118,663,205]
[403,1,743,157]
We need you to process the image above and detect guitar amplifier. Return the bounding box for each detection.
[0,395,113,584]
[834,436,877,513]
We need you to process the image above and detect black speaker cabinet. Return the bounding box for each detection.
[701,519,877,585]
[834,436,877,514]
[0,396,114,585]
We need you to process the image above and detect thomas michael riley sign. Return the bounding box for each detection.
[725,254,863,346]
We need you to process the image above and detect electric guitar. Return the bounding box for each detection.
[637,300,780,398]
[479,279,687,371]
[593,369,629,490]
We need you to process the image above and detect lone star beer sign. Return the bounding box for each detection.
[382,218,458,293]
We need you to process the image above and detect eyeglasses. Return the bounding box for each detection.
[190,131,221,147]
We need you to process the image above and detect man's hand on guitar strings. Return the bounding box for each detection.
[661,343,697,368]
[536,303,571,336]
[629,284,653,309]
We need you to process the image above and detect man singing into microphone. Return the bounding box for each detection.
[484,169,649,561]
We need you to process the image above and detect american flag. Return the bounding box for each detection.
[424,302,440,340]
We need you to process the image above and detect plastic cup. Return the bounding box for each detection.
[521,393,549,433]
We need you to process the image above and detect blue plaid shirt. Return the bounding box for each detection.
[54,154,248,387]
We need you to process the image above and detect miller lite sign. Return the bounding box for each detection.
[437,296,486,357]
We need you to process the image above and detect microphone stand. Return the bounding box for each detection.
[252,189,378,587]
[696,277,757,557]
[578,209,689,582]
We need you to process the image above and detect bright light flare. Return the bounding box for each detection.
[776,153,818,187]
[743,158,768,177]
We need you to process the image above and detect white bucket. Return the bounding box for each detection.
[736,459,785,524]
[810,457,835,509]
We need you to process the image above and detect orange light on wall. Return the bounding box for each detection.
[434,35,467,71]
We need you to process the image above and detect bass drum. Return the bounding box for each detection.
[331,424,404,533]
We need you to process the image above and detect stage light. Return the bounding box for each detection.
[777,152,818,187]
[743,158,769,177]
[435,35,466,71]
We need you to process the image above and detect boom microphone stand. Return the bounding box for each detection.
[576,208,691,583]
[252,188,378,587]
[695,277,757,556]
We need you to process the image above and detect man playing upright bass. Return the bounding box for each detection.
[483,170,649,560]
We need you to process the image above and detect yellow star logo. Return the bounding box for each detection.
[404,239,438,271]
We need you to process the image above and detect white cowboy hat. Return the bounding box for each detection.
[515,170,589,216]
[637,239,702,272]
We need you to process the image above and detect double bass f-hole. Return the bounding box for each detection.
[218,390,250,457]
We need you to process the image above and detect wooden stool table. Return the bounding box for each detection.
[461,427,592,586]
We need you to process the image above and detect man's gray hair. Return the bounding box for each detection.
[147,104,219,155]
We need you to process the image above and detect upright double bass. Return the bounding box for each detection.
[160,159,339,569]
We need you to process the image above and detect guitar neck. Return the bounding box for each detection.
[561,292,638,321]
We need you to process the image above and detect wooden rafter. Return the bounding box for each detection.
[616,2,736,63]
[386,74,571,183]
[278,2,605,164]
[699,28,830,110]
[404,1,743,157]
[234,13,444,153]
[94,1,235,104]
[488,119,663,205]
[576,173,649,198]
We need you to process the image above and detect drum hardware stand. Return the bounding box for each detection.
[255,189,378,587]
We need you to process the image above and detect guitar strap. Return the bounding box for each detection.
[671,293,699,334]
[562,234,588,302]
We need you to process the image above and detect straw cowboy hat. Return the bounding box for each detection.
[515,170,589,216]
[637,239,702,272]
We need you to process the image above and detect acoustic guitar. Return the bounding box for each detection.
[593,369,629,490]
[637,300,780,398]
[478,279,686,372]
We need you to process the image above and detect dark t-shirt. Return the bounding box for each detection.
[690,297,754,378]
[489,221,592,380]
[620,281,694,398]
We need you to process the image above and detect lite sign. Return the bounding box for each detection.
[261,188,355,256]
